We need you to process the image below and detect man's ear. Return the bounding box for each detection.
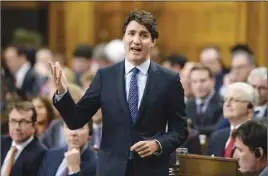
[255,147,264,160]
[151,39,156,48]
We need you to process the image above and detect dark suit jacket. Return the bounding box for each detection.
[54,61,188,176]
[19,67,40,98]
[186,93,223,136]
[1,135,47,176]
[38,146,97,176]
[39,119,65,149]
[207,128,230,157]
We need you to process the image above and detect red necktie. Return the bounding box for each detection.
[224,131,235,158]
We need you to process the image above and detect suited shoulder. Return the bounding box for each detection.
[98,61,122,73]
[210,128,230,139]
[154,62,180,78]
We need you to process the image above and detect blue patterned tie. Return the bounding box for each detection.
[128,67,139,123]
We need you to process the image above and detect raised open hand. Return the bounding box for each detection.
[48,60,67,94]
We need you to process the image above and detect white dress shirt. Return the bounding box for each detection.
[15,62,31,88]
[55,144,88,176]
[125,59,150,108]
[254,103,268,120]
[1,136,34,176]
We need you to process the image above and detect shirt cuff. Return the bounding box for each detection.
[55,89,68,102]
[68,171,79,175]
[153,139,163,156]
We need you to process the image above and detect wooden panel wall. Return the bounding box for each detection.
[92,2,258,67]
[6,2,264,67]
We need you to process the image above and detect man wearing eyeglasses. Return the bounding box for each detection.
[1,101,47,176]
[207,82,258,158]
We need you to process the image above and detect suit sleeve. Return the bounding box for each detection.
[37,151,48,176]
[155,73,188,155]
[53,70,102,130]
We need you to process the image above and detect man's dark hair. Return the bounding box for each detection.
[232,120,267,155]
[190,64,214,78]
[123,9,159,41]
[11,101,37,123]
[73,44,93,60]
[231,43,254,65]
[8,44,28,57]
[166,54,188,69]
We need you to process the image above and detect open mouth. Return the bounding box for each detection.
[131,47,142,53]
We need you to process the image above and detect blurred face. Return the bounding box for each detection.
[123,20,155,66]
[36,49,53,64]
[4,47,22,73]
[233,137,257,173]
[190,70,214,99]
[63,123,90,150]
[32,98,49,136]
[231,54,252,82]
[223,88,250,121]
[250,76,268,106]
[200,49,221,74]
[72,57,90,73]
[9,108,35,144]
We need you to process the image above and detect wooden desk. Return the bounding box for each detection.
[174,154,241,176]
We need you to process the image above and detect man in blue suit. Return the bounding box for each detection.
[49,9,188,176]
[38,121,97,176]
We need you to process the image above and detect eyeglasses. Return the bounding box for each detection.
[223,97,248,104]
[9,119,33,127]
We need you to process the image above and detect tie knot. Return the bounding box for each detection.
[132,67,140,75]
[11,146,18,152]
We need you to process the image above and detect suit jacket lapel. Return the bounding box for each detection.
[135,62,160,125]
[203,93,217,124]
[117,61,131,119]
[1,138,12,166]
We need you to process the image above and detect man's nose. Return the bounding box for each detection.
[133,35,141,45]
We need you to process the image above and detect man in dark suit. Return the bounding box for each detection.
[186,64,223,136]
[1,101,47,176]
[207,82,257,158]
[49,9,188,176]
[38,121,97,176]
[3,44,41,98]
[247,67,268,120]
[232,120,267,176]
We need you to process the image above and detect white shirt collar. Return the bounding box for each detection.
[230,118,251,131]
[125,58,150,76]
[196,90,215,105]
[254,103,268,113]
[12,135,34,151]
[15,62,31,88]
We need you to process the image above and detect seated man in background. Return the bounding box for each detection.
[186,64,223,136]
[207,82,258,158]
[1,101,47,176]
[247,67,268,120]
[233,120,267,176]
[38,120,97,176]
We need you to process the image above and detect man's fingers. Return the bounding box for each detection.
[138,148,150,156]
[130,141,146,151]
[134,144,148,152]
[140,151,152,158]
[53,65,57,81]
[48,60,54,74]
